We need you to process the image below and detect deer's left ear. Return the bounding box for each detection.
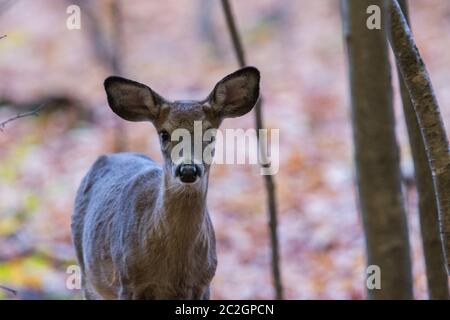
[207,67,260,118]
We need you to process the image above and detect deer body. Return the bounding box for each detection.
[73,153,216,299]
[72,67,260,299]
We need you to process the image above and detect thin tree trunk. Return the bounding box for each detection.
[388,0,450,276]
[395,0,449,299]
[110,0,126,152]
[220,0,283,300]
[341,0,413,299]
[73,0,126,152]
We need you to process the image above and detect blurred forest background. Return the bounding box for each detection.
[1,0,450,299]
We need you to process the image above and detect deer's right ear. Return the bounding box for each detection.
[104,76,163,122]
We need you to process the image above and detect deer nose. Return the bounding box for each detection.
[176,164,200,183]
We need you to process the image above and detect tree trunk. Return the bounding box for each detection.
[395,0,449,299]
[341,0,413,299]
[221,0,283,300]
[388,0,450,276]
[110,0,126,152]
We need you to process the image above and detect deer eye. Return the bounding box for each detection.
[159,130,170,143]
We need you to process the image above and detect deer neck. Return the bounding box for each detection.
[156,173,209,249]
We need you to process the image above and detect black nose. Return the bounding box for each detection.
[176,164,200,183]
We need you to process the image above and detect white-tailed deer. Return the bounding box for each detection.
[71,67,260,299]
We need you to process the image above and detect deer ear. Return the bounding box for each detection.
[104,76,164,122]
[208,67,260,118]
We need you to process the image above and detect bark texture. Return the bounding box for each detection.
[342,0,413,299]
[389,0,450,276]
[395,0,449,299]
